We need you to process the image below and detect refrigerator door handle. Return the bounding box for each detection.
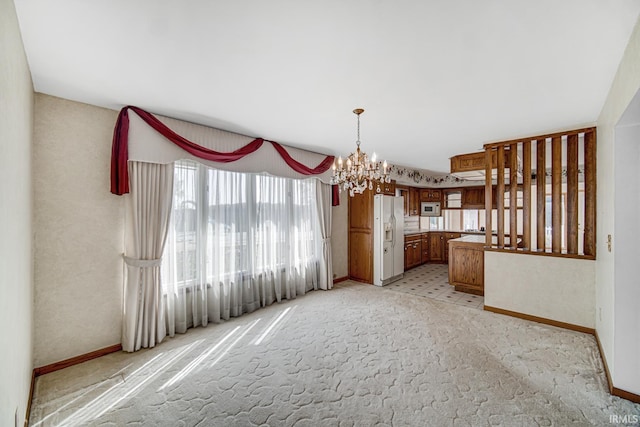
[390,214,395,247]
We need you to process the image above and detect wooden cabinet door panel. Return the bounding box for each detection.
[429,233,444,262]
[421,237,430,263]
[420,189,442,203]
[448,242,484,295]
[348,190,373,230]
[349,231,372,282]
[382,180,396,195]
[443,232,461,262]
[409,188,420,216]
[412,240,422,267]
[462,187,485,209]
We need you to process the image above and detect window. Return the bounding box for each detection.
[163,161,321,290]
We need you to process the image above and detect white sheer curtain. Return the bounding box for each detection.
[315,181,333,290]
[122,161,174,352]
[162,161,322,335]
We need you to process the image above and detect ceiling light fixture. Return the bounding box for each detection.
[331,108,390,196]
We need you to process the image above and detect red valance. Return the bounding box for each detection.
[270,141,335,175]
[111,106,264,195]
[110,106,339,205]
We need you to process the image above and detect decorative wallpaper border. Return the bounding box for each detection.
[389,164,586,187]
[389,165,479,187]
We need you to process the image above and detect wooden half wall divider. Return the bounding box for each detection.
[483,127,596,259]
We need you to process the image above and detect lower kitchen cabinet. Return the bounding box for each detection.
[444,232,461,262]
[404,235,422,270]
[421,235,430,263]
[404,231,463,270]
[428,232,444,262]
[448,236,484,295]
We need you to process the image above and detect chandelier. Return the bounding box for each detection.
[331,108,390,196]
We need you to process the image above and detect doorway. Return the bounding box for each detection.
[613,87,640,392]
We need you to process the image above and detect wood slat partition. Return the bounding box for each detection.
[485,148,493,247]
[566,134,579,254]
[496,145,505,248]
[482,126,596,260]
[536,139,546,251]
[522,140,532,250]
[584,130,597,257]
[552,136,562,253]
[509,143,518,249]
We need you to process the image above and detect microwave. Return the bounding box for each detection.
[420,202,441,217]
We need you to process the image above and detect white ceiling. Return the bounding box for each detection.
[14,0,640,174]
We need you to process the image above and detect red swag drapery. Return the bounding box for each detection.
[110,106,339,205]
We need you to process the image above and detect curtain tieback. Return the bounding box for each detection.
[123,255,162,268]
[322,238,331,243]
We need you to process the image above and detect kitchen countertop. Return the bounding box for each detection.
[449,234,486,243]
[404,229,489,236]
[450,234,516,246]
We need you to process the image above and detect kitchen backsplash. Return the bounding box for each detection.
[404,216,420,231]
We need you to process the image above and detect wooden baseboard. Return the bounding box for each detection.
[483,305,595,335]
[26,344,121,426]
[612,386,640,404]
[34,344,122,377]
[24,369,35,427]
[594,330,640,404]
[333,276,349,284]
[484,306,640,403]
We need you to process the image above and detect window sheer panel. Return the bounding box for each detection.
[162,161,323,336]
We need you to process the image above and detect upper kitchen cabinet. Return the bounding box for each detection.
[462,186,485,209]
[450,150,511,181]
[396,185,410,216]
[420,189,442,203]
[380,180,396,196]
[409,187,420,216]
[444,189,462,209]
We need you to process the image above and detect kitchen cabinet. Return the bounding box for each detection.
[444,189,462,209]
[462,187,485,209]
[420,189,442,203]
[444,232,461,262]
[409,187,420,216]
[395,185,410,216]
[380,180,396,196]
[421,234,430,263]
[348,189,374,283]
[450,150,511,176]
[426,231,461,263]
[448,236,485,295]
[404,235,422,270]
[428,232,444,262]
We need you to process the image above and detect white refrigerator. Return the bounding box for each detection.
[373,194,404,286]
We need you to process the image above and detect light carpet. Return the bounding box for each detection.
[29,282,639,426]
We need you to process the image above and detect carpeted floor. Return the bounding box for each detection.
[29,281,639,426]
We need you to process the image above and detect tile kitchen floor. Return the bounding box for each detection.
[386,263,484,309]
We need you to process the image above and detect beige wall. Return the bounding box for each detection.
[0,0,34,424]
[485,252,596,329]
[596,14,640,394]
[33,95,122,367]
